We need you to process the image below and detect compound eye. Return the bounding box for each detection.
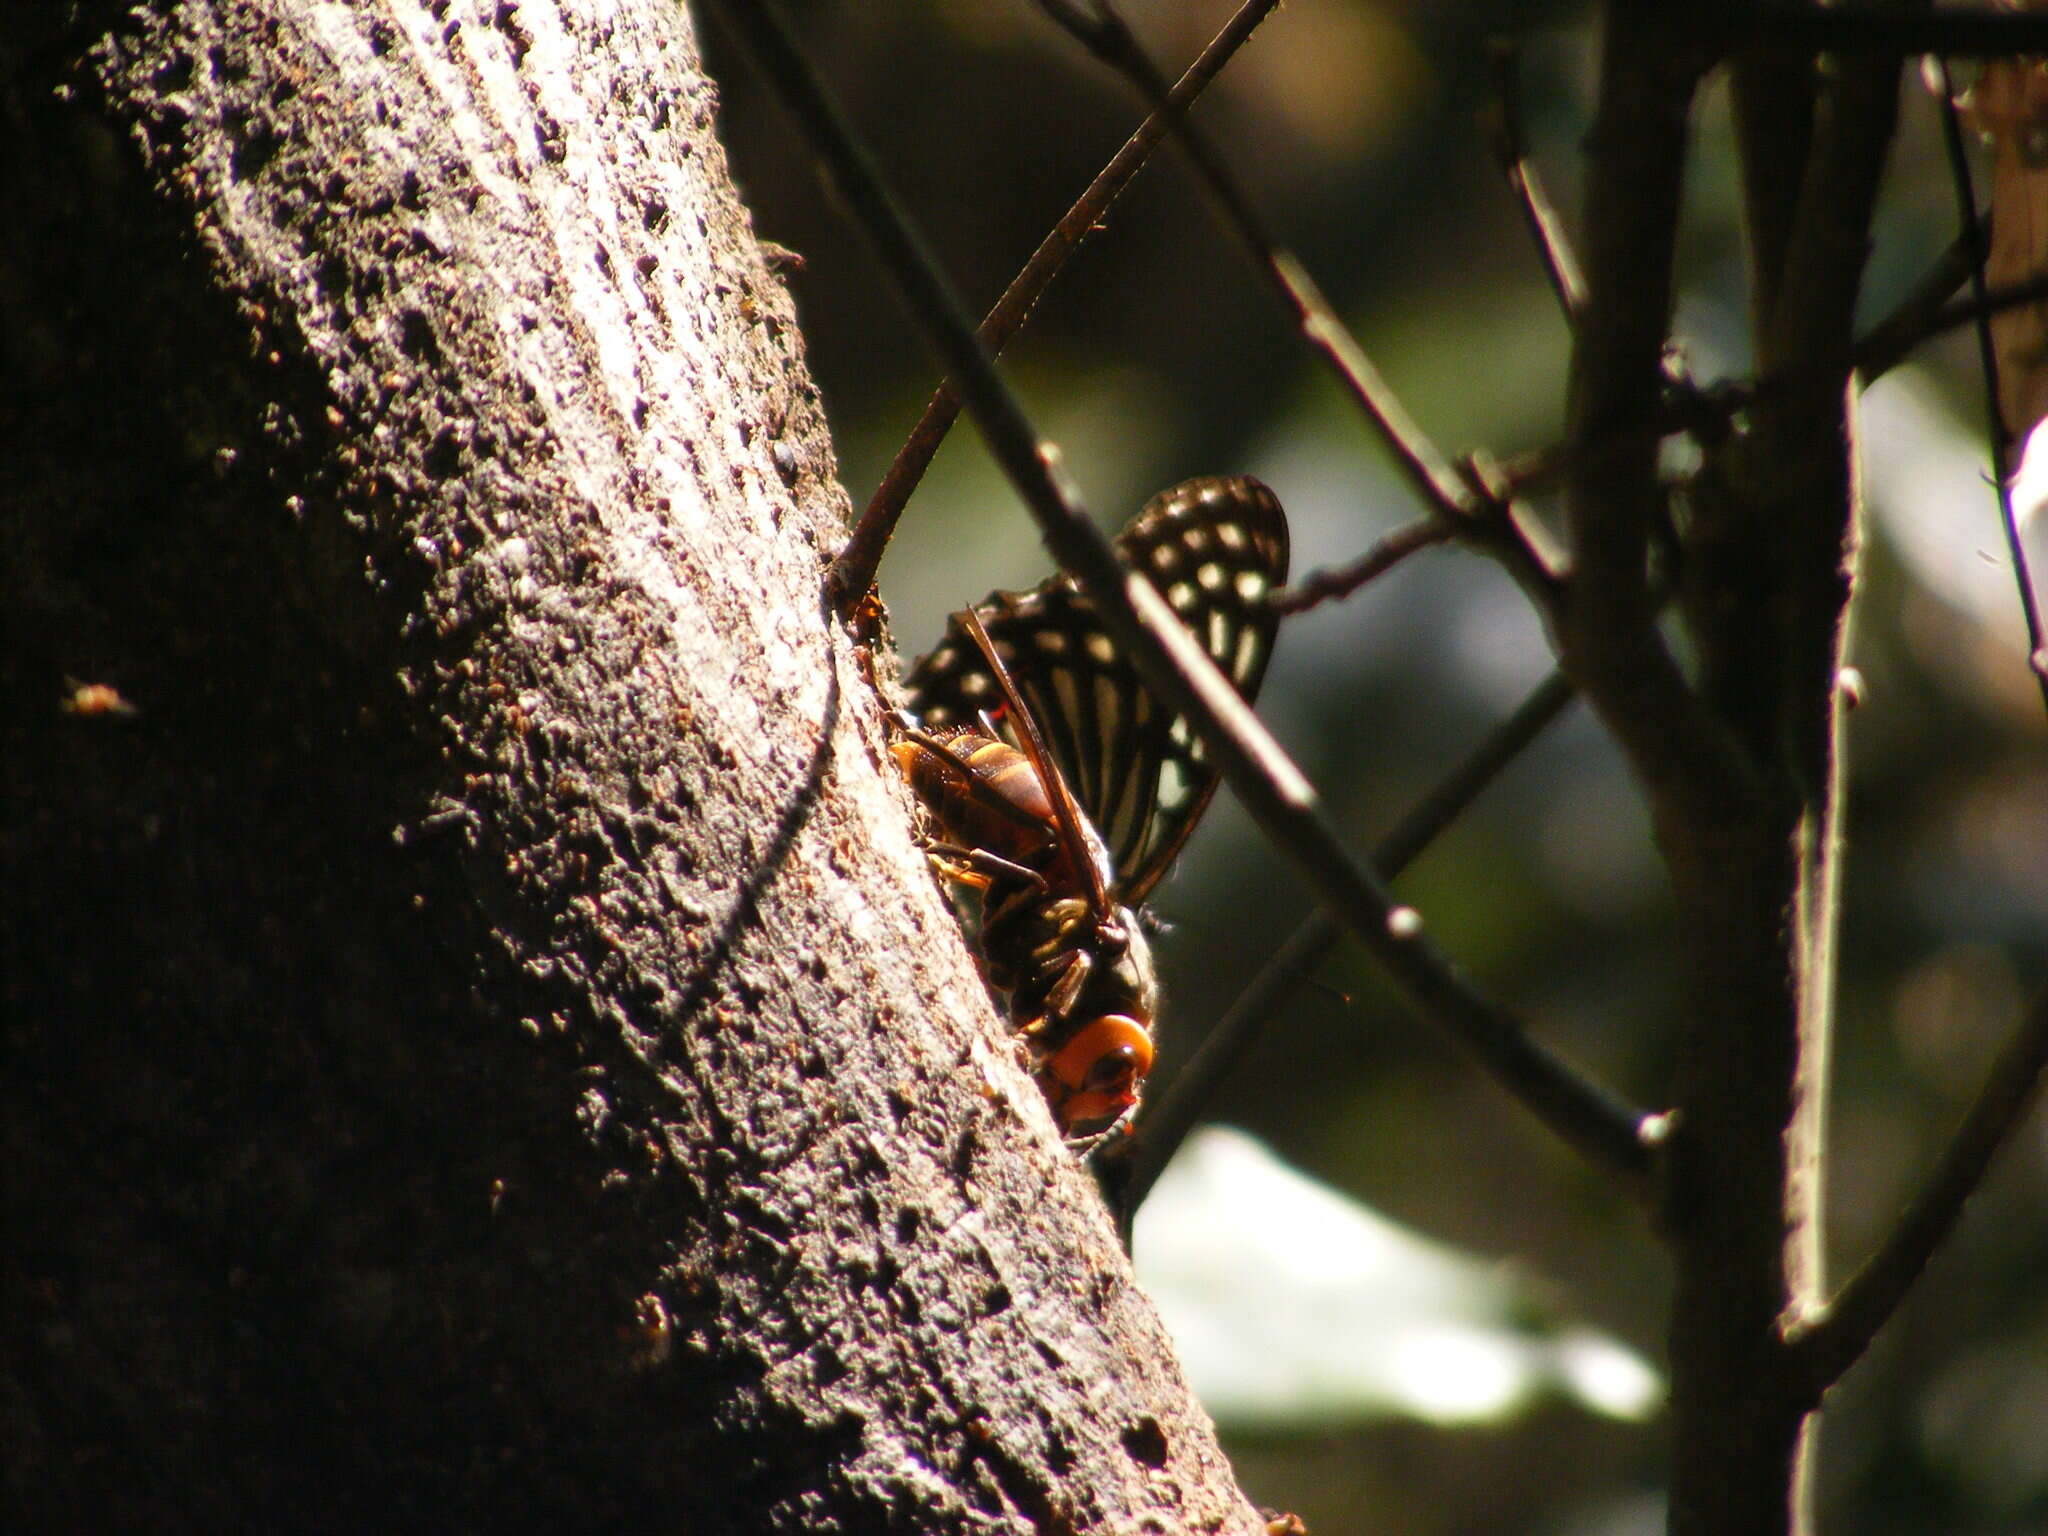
[1083,1044,1140,1095]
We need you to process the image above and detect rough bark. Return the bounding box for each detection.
[0,2,1260,1531]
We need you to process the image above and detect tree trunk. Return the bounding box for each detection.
[1,2,1260,1529]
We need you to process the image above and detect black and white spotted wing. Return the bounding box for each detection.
[904,475,1289,907]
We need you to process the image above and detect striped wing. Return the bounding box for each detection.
[905,475,1289,906]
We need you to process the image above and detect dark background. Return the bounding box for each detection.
[706,4,2048,1531]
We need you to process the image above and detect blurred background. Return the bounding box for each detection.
[702,3,2048,1531]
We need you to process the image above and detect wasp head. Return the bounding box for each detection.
[1033,910,1158,1136]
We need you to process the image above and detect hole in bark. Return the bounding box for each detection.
[423,426,463,481]
[811,1345,849,1387]
[229,117,280,182]
[397,309,440,365]
[951,1126,979,1178]
[1120,1417,1168,1469]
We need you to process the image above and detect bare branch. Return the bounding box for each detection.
[827,0,1280,614]
[1481,39,1587,325]
[1852,231,1977,380]
[1787,985,2048,1397]
[1866,267,2048,376]
[1266,516,1452,615]
[1731,48,1816,337]
[1036,0,1481,526]
[1044,4,1580,633]
[1561,7,1751,848]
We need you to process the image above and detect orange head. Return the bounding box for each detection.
[1042,1013,1154,1133]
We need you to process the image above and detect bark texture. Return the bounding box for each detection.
[1,2,1259,1530]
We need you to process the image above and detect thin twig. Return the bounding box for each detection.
[825,0,1280,617]
[1037,0,1480,526]
[1041,3,1580,631]
[713,0,1657,1184]
[1481,39,1586,325]
[1936,62,2048,712]
[1035,4,1578,637]
[1118,669,1583,1212]
[1914,268,2048,362]
[1851,231,1977,382]
[1761,245,2048,395]
[1266,515,1453,615]
[1786,984,2048,1397]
